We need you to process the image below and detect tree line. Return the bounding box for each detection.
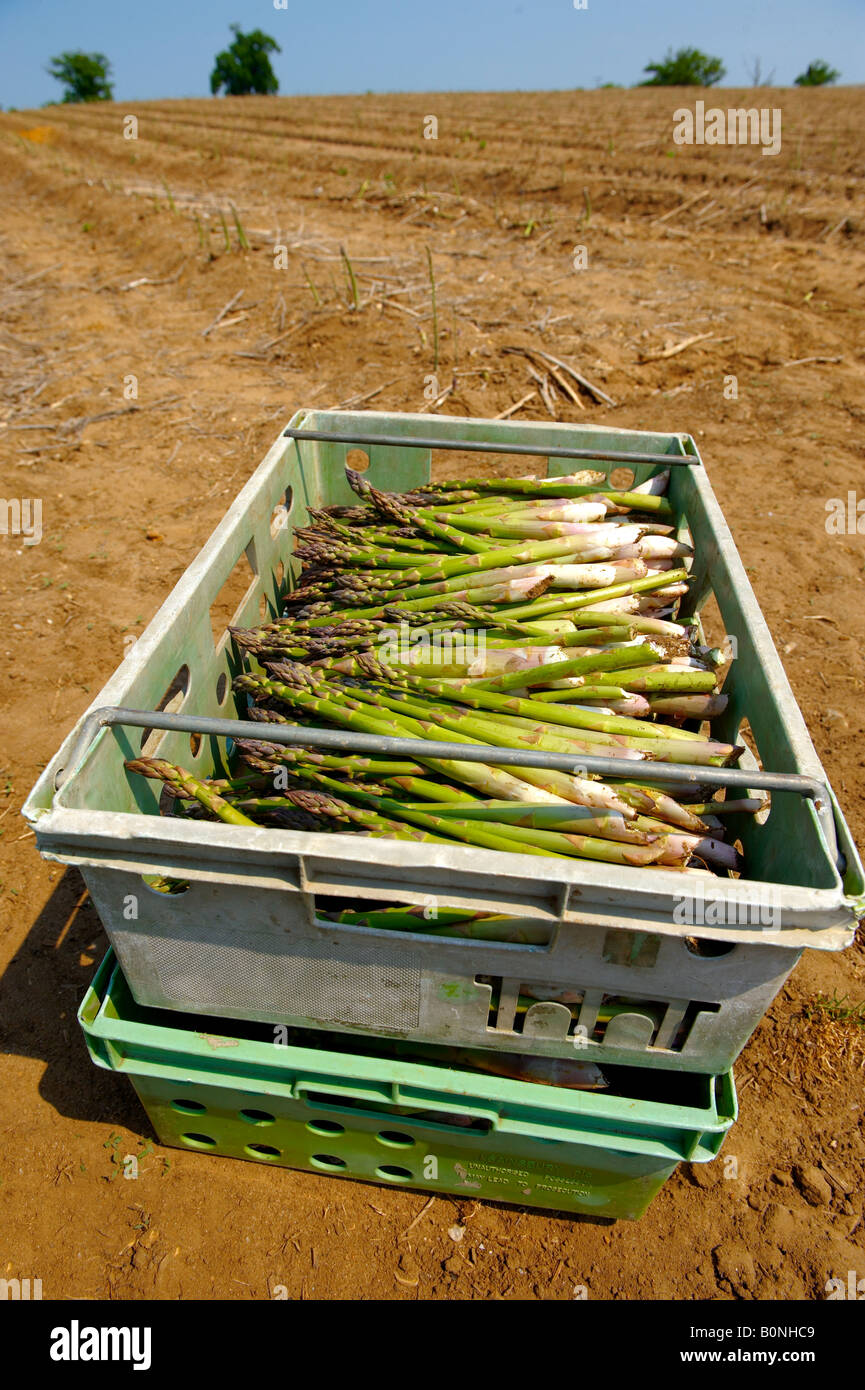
[45,31,841,105]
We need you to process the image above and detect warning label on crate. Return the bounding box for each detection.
[454,1154,596,1198]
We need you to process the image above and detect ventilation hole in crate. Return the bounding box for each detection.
[729,839,745,879]
[520,986,582,1035]
[305,1090,360,1110]
[736,718,760,763]
[376,1130,415,1149]
[240,1108,276,1126]
[275,559,285,587]
[407,1110,490,1132]
[583,995,722,1051]
[259,591,269,621]
[306,1120,345,1137]
[215,672,229,705]
[478,975,582,1035]
[140,665,190,754]
[304,1092,490,1134]
[245,1144,281,1160]
[376,1165,413,1182]
[476,974,501,1028]
[754,792,771,826]
[684,937,736,958]
[310,1153,347,1170]
[189,733,202,758]
[181,1133,217,1149]
[270,487,294,538]
[669,999,722,1050]
[486,978,505,1028]
[590,993,666,1045]
[141,874,189,897]
[209,543,257,648]
[485,995,498,1029]
[346,448,370,472]
[171,1099,206,1115]
[609,466,635,491]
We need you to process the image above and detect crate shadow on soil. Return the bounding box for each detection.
[0,869,621,1225]
[0,866,149,1131]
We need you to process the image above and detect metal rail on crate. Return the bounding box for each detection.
[282,426,700,467]
[55,706,841,867]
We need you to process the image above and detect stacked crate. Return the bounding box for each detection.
[28,412,862,1220]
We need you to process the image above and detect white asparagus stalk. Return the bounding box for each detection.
[630,469,670,495]
[650,832,740,870]
[510,768,641,816]
[616,613,689,636]
[558,637,660,657]
[647,694,729,719]
[642,581,689,599]
[498,500,609,522]
[465,645,565,676]
[615,536,693,560]
[635,600,677,615]
[577,695,652,716]
[579,595,640,613]
[609,520,675,535]
[614,785,710,832]
[642,559,676,573]
[550,471,608,486]
[435,552,618,591]
[538,560,648,589]
[531,521,646,542]
[635,595,689,614]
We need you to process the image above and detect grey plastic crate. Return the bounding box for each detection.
[23,411,864,1073]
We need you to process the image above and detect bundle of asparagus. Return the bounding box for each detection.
[127,466,761,875]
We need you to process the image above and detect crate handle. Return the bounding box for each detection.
[55,704,841,867]
[293,1080,500,1130]
[284,425,699,467]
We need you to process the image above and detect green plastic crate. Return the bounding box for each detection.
[79,951,737,1220]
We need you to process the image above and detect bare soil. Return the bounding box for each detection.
[0,88,863,1301]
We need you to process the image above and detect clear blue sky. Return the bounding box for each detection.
[0,0,861,109]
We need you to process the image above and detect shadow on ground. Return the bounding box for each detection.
[1,867,620,1228]
[0,867,150,1133]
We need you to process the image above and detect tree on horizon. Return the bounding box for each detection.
[640,47,726,86]
[47,51,114,103]
[795,60,840,86]
[210,25,281,96]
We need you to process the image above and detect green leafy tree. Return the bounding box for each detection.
[641,47,726,86]
[210,24,280,96]
[795,60,840,87]
[46,51,113,103]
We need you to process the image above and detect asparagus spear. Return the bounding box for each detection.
[394,675,707,741]
[471,643,664,691]
[125,759,258,826]
[249,768,677,867]
[412,475,674,515]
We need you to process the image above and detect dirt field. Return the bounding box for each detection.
[1,87,864,1302]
